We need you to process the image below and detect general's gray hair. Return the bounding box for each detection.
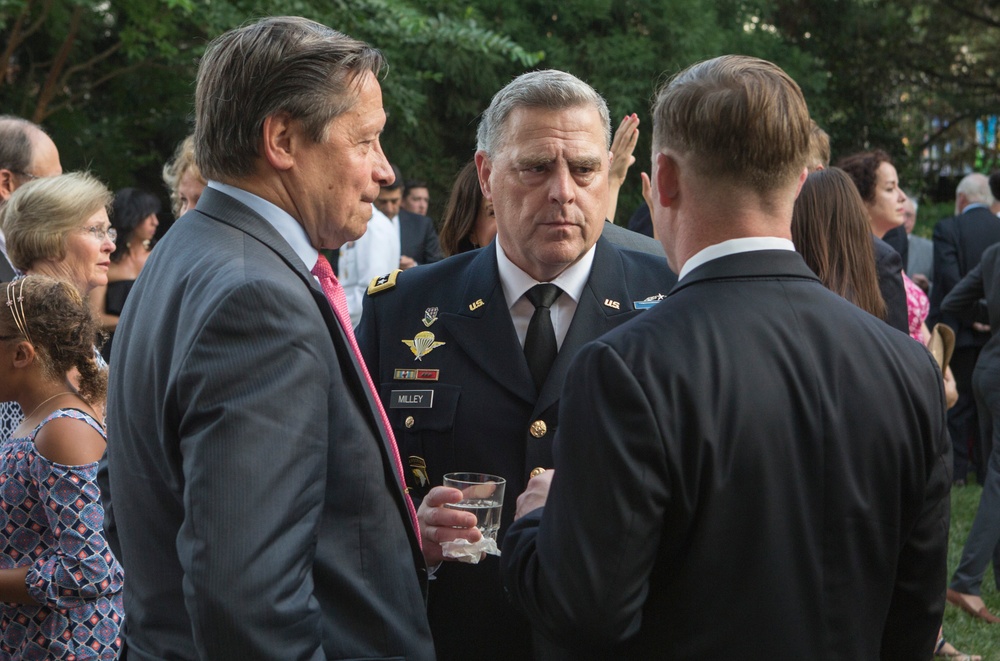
[195,16,385,181]
[476,70,611,156]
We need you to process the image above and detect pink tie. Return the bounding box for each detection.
[312,254,421,548]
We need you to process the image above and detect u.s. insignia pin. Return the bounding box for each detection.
[422,307,439,327]
[402,330,445,361]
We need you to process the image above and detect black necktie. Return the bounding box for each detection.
[523,284,563,390]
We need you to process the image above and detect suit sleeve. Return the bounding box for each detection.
[502,340,668,649]
[940,261,987,325]
[877,245,909,334]
[880,351,951,660]
[422,220,443,264]
[928,220,958,326]
[174,279,329,661]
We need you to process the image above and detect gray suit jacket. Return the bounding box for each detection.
[602,220,667,259]
[104,187,434,661]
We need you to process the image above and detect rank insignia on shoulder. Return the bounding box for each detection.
[634,293,668,309]
[402,330,445,361]
[394,368,440,381]
[422,307,439,327]
[367,269,401,295]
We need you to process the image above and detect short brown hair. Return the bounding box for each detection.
[0,172,112,271]
[808,120,830,172]
[652,55,811,192]
[195,16,385,181]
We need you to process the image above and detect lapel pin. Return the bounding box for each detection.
[402,331,445,361]
[603,298,620,310]
[422,307,439,327]
[634,293,668,310]
[469,299,484,311]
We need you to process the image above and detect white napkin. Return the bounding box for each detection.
[440,537,500,563]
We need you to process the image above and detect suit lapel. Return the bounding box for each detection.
[198,189,421,549]
[439,246,536,404]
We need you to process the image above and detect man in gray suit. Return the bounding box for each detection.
[104,17,445,660]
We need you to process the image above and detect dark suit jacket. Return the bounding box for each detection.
[399,209,443,265]
[882,225,909,276]
[942,242,1000,398]
[929,205,1000,348]
[602,220,666,259]
[104,187,433,661]
[873,235,909,334]
[0,250,15,280]
[357,237,676,660]
[502,250,950,660]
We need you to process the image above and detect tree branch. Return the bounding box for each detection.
[32,3,83,123]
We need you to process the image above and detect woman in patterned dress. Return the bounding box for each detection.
[0,275,124,659]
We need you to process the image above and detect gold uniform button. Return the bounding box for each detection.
[530,420,547,438]
[405,416,415,429]
[529,467,546,479]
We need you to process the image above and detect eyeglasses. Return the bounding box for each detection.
[10,170,38,181]
[81,225,118,242]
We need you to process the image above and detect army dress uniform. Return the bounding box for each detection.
[356,236,676,660]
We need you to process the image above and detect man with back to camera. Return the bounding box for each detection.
[501,55,950,659]
[929,172,1000,485]
[356,69,677,659]
[102,17,476,660]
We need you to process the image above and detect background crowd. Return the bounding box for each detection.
[0,12,998,661]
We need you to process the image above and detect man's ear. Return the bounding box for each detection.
[261,112,297,171]
[0,169,18,200]
[655,152,680,207]
[475,151,493,201]
[12,340,35,369]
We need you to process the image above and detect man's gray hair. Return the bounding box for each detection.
[476,70,611,156]
[956,172,994,206]
[195,16,385,182]
[0,115,43,174]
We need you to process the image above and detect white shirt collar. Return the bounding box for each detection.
[207,181,319,270]
[495,235,596,309]
[679,237,795,281]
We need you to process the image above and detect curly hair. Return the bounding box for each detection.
[2,275,107,405]
[835,149,892,204]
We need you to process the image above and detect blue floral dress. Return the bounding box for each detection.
[0,409,124,660]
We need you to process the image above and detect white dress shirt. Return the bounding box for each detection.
[496,237,596,350]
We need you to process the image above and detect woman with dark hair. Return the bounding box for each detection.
[438,161,496,257]
[0,275,124,658]
[91,187,160,361]
[838,150,928,341]
[792,167,887,320]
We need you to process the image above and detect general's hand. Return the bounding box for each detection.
[514,470,553,520]
[399,255,418,270]
[609,114,640,188]
[419,486,482,566]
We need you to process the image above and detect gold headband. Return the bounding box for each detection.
[5,279,31,344]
